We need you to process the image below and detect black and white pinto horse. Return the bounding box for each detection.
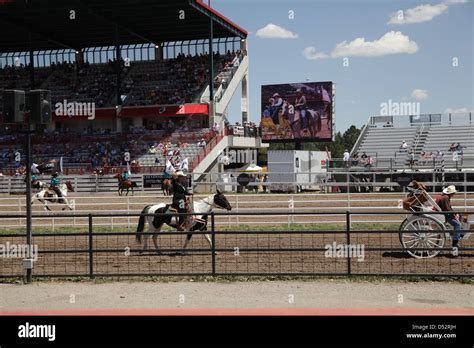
[31,181,75,211]
[32,180,48,191]
[135,191,232,254]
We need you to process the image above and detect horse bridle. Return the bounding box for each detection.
[201,196,228,210]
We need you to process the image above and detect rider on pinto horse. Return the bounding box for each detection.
[171,171,193,231]
[31,174,41,190]
[50,172,64,202]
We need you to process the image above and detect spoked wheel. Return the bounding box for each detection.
[399,215,446,258]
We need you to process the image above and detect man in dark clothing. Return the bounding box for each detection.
[171,171,192,230]
[434,185,462,248]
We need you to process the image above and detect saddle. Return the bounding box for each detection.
[44,190,56,198]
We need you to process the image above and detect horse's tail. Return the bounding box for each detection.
[136,205,152,243]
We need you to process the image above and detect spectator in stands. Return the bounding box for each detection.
[213,122,220,134]
[436,151,444,162]
[243,122,250,137]
[365,156,374,168]
[409,151,416,168]
[360,152,368,164]
[449,143,457,152]
[352,153,359,166]
[198,138,206,148]
[343,149,350,168]
[400,140,408,151]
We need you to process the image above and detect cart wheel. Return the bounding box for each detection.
[399,215,446,258]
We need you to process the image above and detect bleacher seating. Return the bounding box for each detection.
[0,127,214,175]
[354,126,418,167]
[352,117,474,170]
[43,62,122,107]
[421,125,474,168]
[0,65,50,105]
[1,51,242,109]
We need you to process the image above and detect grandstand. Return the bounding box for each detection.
[0,0,264,186]
[351,113,474,170]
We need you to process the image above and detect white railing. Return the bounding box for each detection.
[1,192,473,230]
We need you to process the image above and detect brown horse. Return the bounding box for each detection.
[162,178,173,196]
[114,173,138,196]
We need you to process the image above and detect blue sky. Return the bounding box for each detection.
[212,0,473,132]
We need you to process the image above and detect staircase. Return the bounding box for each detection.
[200,54,249,116]
[405,124,430,166]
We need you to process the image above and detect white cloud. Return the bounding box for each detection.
[388,0,468,25]
[444,107,474,113]
[411,89,428,100]
[331,31,418,58]
[303,46,329,60]
[443,0,468,4]
[255,23,298,39]
[303,31,418,60]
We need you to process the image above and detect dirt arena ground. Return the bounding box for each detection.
[1,279,473,312]
[0,192,472,278]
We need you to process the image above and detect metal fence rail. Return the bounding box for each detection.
[0,211,472,280]
[1,192,473,230]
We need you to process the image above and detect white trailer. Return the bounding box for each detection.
[268,150,329,193]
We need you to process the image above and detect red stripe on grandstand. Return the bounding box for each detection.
[195,0,248,36]
[119,104,209,118]
[1,308,473,316]
[52,104,209,121]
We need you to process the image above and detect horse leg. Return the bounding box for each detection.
[181,233,193,254]
[142,234,149,253]
[63,198,72,211]
[204,233,213,248]
[152,235,160,254]
[43,200,51,212]
[152,224,163,255]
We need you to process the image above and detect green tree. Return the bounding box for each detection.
[268,125,361,158]
[342,125,361,151]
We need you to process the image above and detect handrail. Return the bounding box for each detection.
[412,123,424,153]
[190,128,226,170]
[350,116,370,156]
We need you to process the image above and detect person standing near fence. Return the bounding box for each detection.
[343,149,350,168]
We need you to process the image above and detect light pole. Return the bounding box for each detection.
[25,126,33,283]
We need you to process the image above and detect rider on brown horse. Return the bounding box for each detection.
[122,170,130,186]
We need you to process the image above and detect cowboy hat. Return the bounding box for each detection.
[443,185,457,194]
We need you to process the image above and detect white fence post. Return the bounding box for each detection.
[127,196,130,230]
[18,198,22,226]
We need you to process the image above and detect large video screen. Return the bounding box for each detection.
[261,81,334,142]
